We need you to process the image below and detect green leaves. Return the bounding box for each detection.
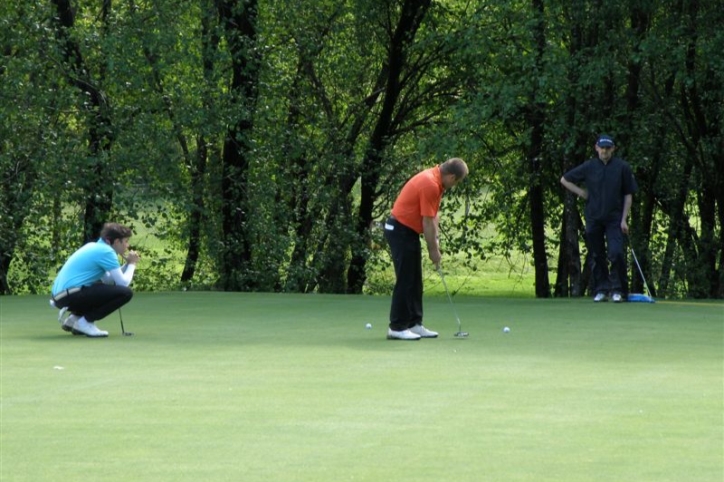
[0,0,721,298]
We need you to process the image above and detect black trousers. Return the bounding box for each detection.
[53,284,133,323]
[384,217,423,331]
[586,218,628,296]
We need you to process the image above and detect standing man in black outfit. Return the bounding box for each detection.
[561,134,638,302]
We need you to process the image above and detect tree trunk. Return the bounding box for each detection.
[621,3,652,295]
[555,208,583,297]
[657,155,694,295]
[280,46,325,293]
[524,0,550,298]
[716,135,724,298]
[182,4,218,284]
[181,135,208,283]
[52,0,115,242]
[0,161,35,294]
[629,72,674,296]
[674,0,719,297]
[556,0,587,298]
[0,40,37,293]
[217,0,259,291]
[345,0,432,294]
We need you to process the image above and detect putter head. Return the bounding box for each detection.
[454,331,469,338]
[122,331,135,336]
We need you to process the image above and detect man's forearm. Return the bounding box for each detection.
[622,194,633,221]
[422,217,438,251]
[422,216,442,268]
[560,177,587,199]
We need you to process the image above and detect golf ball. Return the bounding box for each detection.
[503,326,511,333]
[365,323,372,330]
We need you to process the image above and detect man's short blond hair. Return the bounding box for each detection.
[440,158,468,179]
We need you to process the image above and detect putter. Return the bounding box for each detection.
[629,246,655,302]
[437,267,469,338]
[119,308,134,336]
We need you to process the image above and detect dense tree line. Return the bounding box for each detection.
[1,0,722,298]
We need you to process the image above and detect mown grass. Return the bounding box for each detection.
[1,292,722,482]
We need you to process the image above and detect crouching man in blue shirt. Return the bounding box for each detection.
[50,223,141,337]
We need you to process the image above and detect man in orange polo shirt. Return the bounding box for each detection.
[383,158,469,340]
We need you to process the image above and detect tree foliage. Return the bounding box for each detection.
[1,0,721,298]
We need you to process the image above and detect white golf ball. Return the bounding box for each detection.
[503,326,511,333]
[365,323,372,330]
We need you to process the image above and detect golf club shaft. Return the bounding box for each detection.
[119,308,126,334]
[630,246,652,298]
[438,268,462,332]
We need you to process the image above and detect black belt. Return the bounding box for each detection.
[52,287,82,301]
[385,216,418,235]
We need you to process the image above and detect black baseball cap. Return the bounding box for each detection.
[596,134,615,148]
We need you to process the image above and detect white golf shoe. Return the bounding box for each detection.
[74,318,109,338]
[593,292,607,302]
[58,307,80,333]
[386,328,421,341]
[58,307,72,332]
[409,324,438,338]
[611,293,623,303]
[63,315,80,333]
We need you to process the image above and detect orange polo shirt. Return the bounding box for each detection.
[391,165,444,233]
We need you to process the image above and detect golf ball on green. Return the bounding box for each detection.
[365,323,372,330]
[503,326,510,333]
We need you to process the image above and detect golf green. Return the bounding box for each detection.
[1,293,722,481]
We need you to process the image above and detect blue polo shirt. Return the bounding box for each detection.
[51,239,121,295]
[564,156,638,222]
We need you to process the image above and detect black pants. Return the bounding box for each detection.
[586,218,628,296]
[53,284,133,323]
[384,217,423,331]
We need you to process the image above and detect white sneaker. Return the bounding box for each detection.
[611,293,622,303]
[62,314,79,333]
[593,293,607,302]
[409,324,438,338]
[57,307,70,326]
[74,318,109,338]
[58,308,79,333]
[387,328,421,340]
